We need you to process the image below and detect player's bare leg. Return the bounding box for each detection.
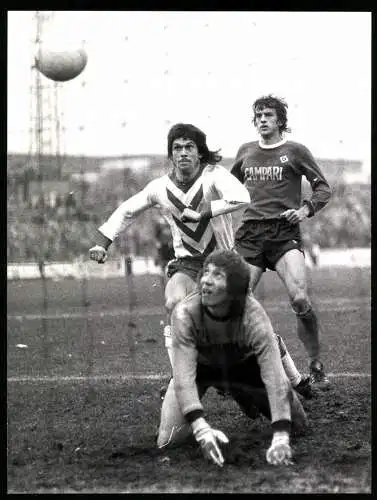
[160,270,197,399]
[157,378,191,448]
[246,262,264,294]
[275,249,330,390]
[164,271,197,363]
[157,378,210,449]
[246,262,312,398]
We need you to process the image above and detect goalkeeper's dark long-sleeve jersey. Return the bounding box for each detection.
[171,291,292,428]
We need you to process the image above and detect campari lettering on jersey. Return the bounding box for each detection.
[244,166,283,182]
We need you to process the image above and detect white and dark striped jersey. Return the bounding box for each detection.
[98,164,250,258]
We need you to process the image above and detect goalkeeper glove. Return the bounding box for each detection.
[266,430,293,466]
[89,245,108,264]
[192,417,229,467]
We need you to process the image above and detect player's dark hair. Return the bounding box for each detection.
[252,95,291,133]
[167,123,222,165]
[200,250,250,318]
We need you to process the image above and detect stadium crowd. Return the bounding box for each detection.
[7,183,370,263]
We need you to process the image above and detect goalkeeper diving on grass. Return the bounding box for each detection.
[89,123,312,399]
[157,250,308,467]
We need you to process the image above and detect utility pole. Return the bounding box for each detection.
[28,11,66,185]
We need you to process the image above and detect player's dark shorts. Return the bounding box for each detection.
[157,244,175,268]
[196,355,272,420]
[166,255,206,282]
[235,218,304,271]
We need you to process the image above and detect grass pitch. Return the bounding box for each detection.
[7,267,371,493]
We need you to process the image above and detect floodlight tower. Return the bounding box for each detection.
[29,10,66,181]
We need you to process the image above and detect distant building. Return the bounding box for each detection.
[71,172,100,184]
[100,156,152,172]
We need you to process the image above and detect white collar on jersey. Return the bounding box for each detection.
[258,137,287,149]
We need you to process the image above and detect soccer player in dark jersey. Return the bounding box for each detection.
[157,250,308,467]
[230,95,332,390]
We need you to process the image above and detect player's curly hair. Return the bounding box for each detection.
[167,123,222,165]
[199,250,250,318]
[252,95,291,133]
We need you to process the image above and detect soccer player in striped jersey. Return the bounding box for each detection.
[89,122,249,350]
[157,250,308,467]
[230,95,332,390]
[89,123,311,398]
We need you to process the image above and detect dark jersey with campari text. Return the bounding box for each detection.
[230,139,331,222]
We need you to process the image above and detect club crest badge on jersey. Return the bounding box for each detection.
[280,155,289,163]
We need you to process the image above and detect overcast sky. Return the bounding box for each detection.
[7,11,371,167]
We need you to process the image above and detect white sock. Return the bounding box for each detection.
[281,352,302,387]
[163,325,173,367]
